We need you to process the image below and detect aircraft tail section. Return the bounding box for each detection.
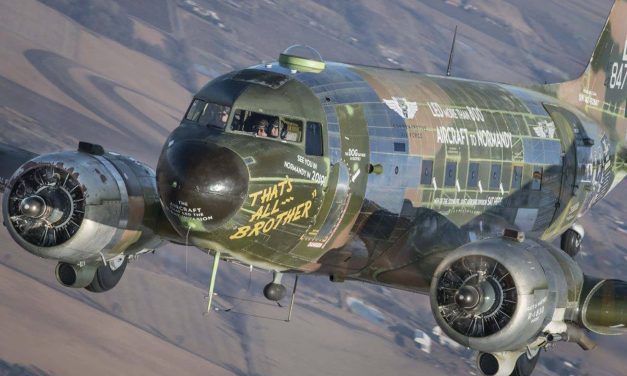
[549,0,626,180]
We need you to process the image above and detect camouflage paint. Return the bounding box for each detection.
[152,2,627,291]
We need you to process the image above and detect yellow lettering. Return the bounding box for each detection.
[248,221,265,237]
[293,202,304,221]
[277,179,287,196]
[283,207,296,225]
[236,191,316,239]
[263,218,276,233]
[271,200,280,216]
[261,185,279,204]
[250,205,265,222]
[302,200,312,218]
[286,176,293,193]
[249,190,262,206]
[229,226,250,240]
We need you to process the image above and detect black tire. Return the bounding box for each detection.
[560,229,581,257]
[263,283,286,301]
[510,351,540,376]
[85,257,128,293]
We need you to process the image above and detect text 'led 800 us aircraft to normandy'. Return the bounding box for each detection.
[1,2,626,376]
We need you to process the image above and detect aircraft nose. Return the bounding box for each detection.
[156,140,249,233]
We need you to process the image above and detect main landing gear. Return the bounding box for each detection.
[560,224,584,258]
[204,255,299,321]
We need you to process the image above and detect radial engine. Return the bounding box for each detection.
[430,233,626,376]
[2,143,164,292]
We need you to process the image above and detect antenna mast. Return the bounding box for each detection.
[446,25,458,77]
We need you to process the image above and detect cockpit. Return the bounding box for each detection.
[182,98,324,157]
[184,99,230,130]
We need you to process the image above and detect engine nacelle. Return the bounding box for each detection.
[430,236,584,353]
[2,147,163,264]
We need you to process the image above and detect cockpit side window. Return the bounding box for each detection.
[230,109,304,144]
[306,122,323,156]
[280,118,303,142]
[185,99,230,129]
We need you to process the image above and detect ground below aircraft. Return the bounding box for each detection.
[1,1,626,375]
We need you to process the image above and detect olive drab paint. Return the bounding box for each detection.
[0,0,625,307]
[148,1,627,283]
[0,2,626,369]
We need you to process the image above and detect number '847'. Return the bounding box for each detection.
[609,62,627,90]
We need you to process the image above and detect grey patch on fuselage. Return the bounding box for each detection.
[232,69,291,89]
[523,139,562,165]
[514,208,539,232]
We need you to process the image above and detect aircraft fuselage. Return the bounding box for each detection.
[156,59,625,294]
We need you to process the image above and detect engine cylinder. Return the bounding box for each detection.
[2,150,163,264]
[430,237,584,353]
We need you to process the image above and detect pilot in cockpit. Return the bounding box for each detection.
[255,119,269,137]
[268,120,280,138]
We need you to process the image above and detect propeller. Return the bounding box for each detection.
[7,165,85,247]
[436,255,517,337]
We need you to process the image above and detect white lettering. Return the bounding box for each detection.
[436,127,512,149]
[609,62,627,90]
[428,102,485,123]
[284,161,325,186]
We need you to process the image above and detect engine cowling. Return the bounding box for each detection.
[430,236,584,353]
[2,148,163,265]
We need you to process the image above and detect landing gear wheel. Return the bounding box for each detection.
[263,283,286,301]
[85,256,128,293]
[510,351,540,376]
[561,229,582,257]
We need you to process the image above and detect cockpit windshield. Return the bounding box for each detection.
[185,99,230,129]
[230,109,303,142]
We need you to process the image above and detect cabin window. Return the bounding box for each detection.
[421,160,433,185]
[185,99,230,129]
[531,166,543,190]
[445,161,457,187]
[394,142,406,152]
[511,166,523,190]
[230,109,303,143]
[306,122,323,156]
[467,163,480,188]
[489,164,501,189]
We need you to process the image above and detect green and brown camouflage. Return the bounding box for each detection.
[152,3,627,287]
[2,2,624,287]
[1,1,626,367]
[544,0,627,184]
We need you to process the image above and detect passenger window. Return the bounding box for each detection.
[511,166,523,190]
[531,166,543,190]
[490,164,501,189]
[421,160,433,185]
[445,161,457,187]
[467,163,479,188]
[185,99,230,129]
[306,122,323,156]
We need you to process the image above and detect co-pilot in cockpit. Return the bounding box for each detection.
[229,109,304,143]
[182,97,324,157]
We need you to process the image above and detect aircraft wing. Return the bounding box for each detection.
[0,143,37,192]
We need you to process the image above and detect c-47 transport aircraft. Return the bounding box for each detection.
[1,2,626,375]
